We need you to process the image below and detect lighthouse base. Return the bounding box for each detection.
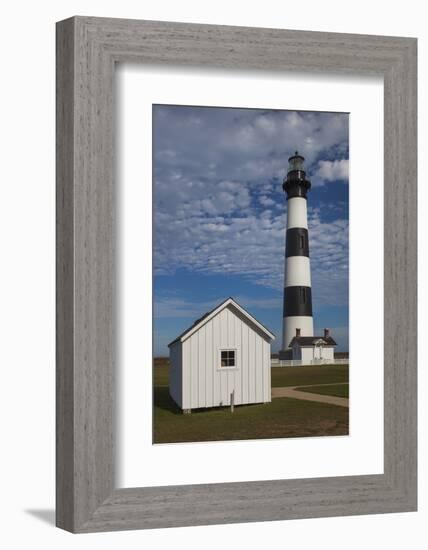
[282,316,314,353]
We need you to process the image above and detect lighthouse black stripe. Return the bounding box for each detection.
[283,182,309,200]
[283,286,313,317]
[286,227,309,257]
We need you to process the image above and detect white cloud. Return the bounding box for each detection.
[153,106,349,309]
[154,191,348,308]
[154,106,349,186]
[259,195,275,207]
[313,159,349,186]
[154,295,280,319]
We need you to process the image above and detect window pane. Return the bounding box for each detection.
[221,350,235,367]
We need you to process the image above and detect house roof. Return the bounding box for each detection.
[168,297,275,347]
[289,335,337,347]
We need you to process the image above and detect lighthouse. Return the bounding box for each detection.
[279,152,314,359]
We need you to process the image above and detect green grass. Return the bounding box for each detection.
[295,383,349,398]
[271,364,348,387]
[153,363,349,389]
[153,387,349,443]
[152,363,349,443]
[153,364,169,386]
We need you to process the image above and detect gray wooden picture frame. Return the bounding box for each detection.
[56,16,417,533]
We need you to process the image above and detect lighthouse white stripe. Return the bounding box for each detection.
[284,256,312,287]
[287,197,308,229]
[282,316,314,350]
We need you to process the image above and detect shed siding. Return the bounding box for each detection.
[265,340,272,403]
[190,335,198,407]
[212,314,221,407]
[205,320,214,408]
[182,340,191,408]
[235,314,242,404]
[198,324,206,408]
[255,334,263,402]
[241,321,249,404]
[178,304,272,410]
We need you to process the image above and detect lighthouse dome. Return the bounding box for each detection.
[283,150,311,198]
[288,151,305,172]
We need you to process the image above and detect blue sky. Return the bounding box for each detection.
[153,105,349,355]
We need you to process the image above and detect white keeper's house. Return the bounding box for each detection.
[168,297,275,413]
[289,328,337,363]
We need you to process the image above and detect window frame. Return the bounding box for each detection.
[218,348,238,370]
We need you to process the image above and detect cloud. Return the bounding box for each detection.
[313,159,349,186]
[153,106,349,310]
[154,106,349,187]
[154,198,348,309]
[259,195,276,207]
[154,295,280,320]
[154,297,215,319]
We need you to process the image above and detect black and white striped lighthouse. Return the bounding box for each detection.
[279,152,314,357]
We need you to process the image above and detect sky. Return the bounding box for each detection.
[153,105,349,355]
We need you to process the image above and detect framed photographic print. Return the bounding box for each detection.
[150,105,351,444]
[56,17,417,532]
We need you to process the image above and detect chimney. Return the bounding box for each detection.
[324,328,330,338]
[296,328,301,337]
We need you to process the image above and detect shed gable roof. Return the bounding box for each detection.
[168,297,275,347]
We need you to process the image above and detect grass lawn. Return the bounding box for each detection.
[153,387,348,443]
[153,363,349,389]
[153,364,169,386]
[296,383,349,398]
[271,364,348,387]
[152,362,349,443]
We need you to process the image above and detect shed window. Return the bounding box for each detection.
[220,350,236,367]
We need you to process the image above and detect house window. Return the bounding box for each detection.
[300,234,305,249]
[220,349,236,368]
[300,287,306,303]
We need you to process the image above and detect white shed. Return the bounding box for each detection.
[168,297,275,413]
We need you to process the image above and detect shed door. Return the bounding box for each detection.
[220,349,237,405]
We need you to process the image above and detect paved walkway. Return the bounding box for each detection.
[272,383,349,408]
